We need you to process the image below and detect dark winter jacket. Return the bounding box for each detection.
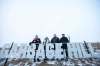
[51,37,60,43]
[60,37,69,43]
[32,38,41,43]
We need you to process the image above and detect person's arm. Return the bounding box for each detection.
[66,37,69,43]
[29,42,32,45]
[39,38,41,43]
[32,40,35,43]
[51,38,53,43]
[59,38,62,43]
[68,38,70,43]
[47,38,51,43]
[57,38,60,43]
[29,39,35,45]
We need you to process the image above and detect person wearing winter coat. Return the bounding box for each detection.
[29,35,41,50]
[43,37,50,44]
[51,34,60,50]
[60,34,69,60]
[51,34,60,43]
[43,37,50,59]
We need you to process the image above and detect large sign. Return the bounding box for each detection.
[0,43,94,61]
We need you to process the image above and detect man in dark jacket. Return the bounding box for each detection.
[51,34,59,43]
[29,35,41,50]
[60,34,69,60]
[51,34,60,50]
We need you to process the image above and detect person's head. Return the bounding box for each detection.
[62,34,65,37]
[45,37,49,40]
[35,35,38,38]
[53,34,57,37]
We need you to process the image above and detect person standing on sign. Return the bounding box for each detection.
[43,37,50,60]
[51,34,60,50]
[29,35,41,50]
[60,34,69,60]
[43,37,50,44]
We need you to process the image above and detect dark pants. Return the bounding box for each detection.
[61,43,68,58]
[35,44,39,50]
[44,44,47,58]
[53,43,56,50]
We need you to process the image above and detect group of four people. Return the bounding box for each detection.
[29,34,69,59]
[29,34,69,43]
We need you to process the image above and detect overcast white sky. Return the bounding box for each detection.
[0,0,100,44]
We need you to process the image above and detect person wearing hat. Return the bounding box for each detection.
[43,37,50,59]
[51,34,60,50]
[51,34,60,43]
[29,35,41,50]
[60,34,69,60]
